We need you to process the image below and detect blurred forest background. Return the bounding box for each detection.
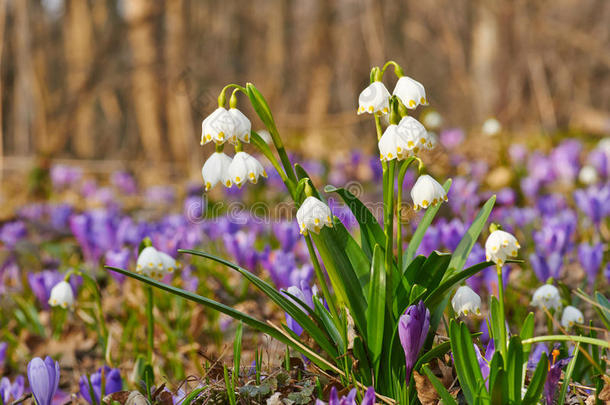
[0,0,609,174]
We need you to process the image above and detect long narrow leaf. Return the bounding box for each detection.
[421,364,457,405]
[506,336,524,404]
[522,354,548,405]
[366,245,386,373]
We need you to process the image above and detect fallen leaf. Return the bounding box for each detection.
[413,370,439,405]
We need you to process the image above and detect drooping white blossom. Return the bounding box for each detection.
[201,107,236,145]
[485,230,520,266]
[397,116,434,152]
[296,196,333,235]
[561,305,584,328]
[228,152,267,188]
[202,152,233,191]
[158,251,178,274]
[228,108,252,144]
[410,175,447,210]
[451,286,481,316]
[531,284,562,312]
[378,125,412,161]
[357,82,391,115]
[136,246,164,278]
[48,281,75,309]
[393,76,428,109]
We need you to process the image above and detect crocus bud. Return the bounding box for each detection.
[392,76,427,109]
[27,357,60,405]
[48,281,75,309]
[560,305,584,328]
[202,152,233,191]
[531,284,562,312]
[485,230,520,266]
[201,107,236,145]
[357,82,390,115]
[228,108,251,144]
[398,301,430,384]
[296,196,333,235]
[228,152,267,188]
[410,174,448,210]
[451,286,481,316]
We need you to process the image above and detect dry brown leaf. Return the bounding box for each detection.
[599,375,610,401]
[413,370,440,405]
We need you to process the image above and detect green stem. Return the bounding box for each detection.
[396,158,416,269]
[218,84,247,107]
[146,286,154,363]
[522,335,610,349]
[384,161,396,306]
[496,265,507,359]
[381,60,404,77]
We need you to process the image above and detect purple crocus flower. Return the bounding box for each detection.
[440,218,466,251]
[0,375,25,403]
[50,164,82,189]
[398,301,430,384]
[0,342,7,369]
[530,252,563,283]
[327,387,356,405]
[527,343,548,370]
[272,221,301,252]
[439,128,464,149]
[473,339,495,387]
[48,204,73,232]
[550,140,582,183]
[79,366,122,404]
[574,185,610,226]
[223,231,260,270]
[111,171,137,195]
[282,283,315,336]
[578,242,604,285]
[105,248,132,283]
[544,349,571,405]
[27,356,60,405]
[508,144,528,165]
[0,221,27,249]
[448,177,480,219]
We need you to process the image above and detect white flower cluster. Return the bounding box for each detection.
[378,117,434,162]
[358,76,428,115]
[136,246,179,280]
[200,107,266,191]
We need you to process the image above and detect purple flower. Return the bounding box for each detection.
[327,387,357,405]
[588,148,610,179]
[578,243,604,285]
[0,375,25,403]
[0,221,27,249]
[105,248,132,283]
[544,349,571,405]
[527,343,548,370]
[282,282,315,336]
[495,188,516,206]
[48,204,73,231]
[439,128,464,149]
[223,231,260,270]
[79,366,122,404]
[398,301,430,384]
[550,140,582,183]
[50,164,82,189]
[448,177,480,219]
[473,339,495,387]
[70,210,118,264]
[574,185,610,226]
[272,221,301,252]
[27,356,60,405]
[0,342,6,369]
[508,144,528,164]
[111,171,137,195]
[440,219,466,251]
[530,252,562,283]
[145,186,175,205]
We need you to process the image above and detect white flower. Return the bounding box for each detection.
[296,196,333,235]
[410,174,447,210]
[485,230,520,266]
[397,116,434,151]
[423,111,443,129]
[393,76,428,109]
[158,251,178,274]
[482,118,501,136]
[578,165,598,185]
[228,152,267,188]
[378,125,411,161]
[561,305,584,328]
[201,107,236,145]
[228,108,251,144]
[451,286,481,316]
[49,281,75,309]
[202,152,233,191]
[531,284,562,312]
[357,82,390,115]
[136,246,164,278]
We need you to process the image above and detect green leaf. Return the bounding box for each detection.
[557,342,579,405]
[421,364,458,405]
[180,388,205,405]
[233,322,243,385]
[324,184,385,259]
[104,266,333,370]
[449,320,482,404]
[520,312,535,356]
[445,195,496,277]
[366,245,386,372]
[594,292,610,330]
[394,255,425,316]
[179,249,338,358]
[413,341,451,372]
[403,179,452,269]
[506,336,524,404]
[313,297,344,353]
[522,353,548,405]
[488,351,504,400]
[489,368,508,405]
[405,251,450,291]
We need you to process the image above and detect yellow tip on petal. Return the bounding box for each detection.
[409,100,416,107]
[368,106,374,113]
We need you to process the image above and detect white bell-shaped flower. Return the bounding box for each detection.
[228,152,267,188]
[228,108,251,144]
[561,305,584,328]
[296,196,333,235]
[451,286,481,316]
[482,118,501,136]
[378,125,410,161]
[531,284,562,312]
[393,76,427,109]
[357,82,390,115]
[201,107,236,145]
[202,152,233,191]
[397,116,434,152]
[485,230,520,266]
[136,246,164,278]
[49,281,75,309]
[410,174,447,210]
[158,251,178,274]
